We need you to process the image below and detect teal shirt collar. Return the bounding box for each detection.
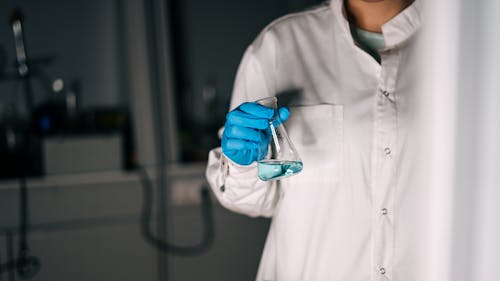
[350,25,385,63]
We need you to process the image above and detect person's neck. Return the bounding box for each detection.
[346,0,410,33]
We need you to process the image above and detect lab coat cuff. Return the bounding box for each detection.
[221,152,258,179]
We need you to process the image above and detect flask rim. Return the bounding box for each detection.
[255,96,277,109]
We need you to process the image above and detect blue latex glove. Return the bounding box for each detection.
[222,102,290,165]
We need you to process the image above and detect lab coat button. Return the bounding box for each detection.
[381,208,388,215]
[380,267,386,275]
[384,147,392,155]
[220,185,225,192]
[382,90,390,97]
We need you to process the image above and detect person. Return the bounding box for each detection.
[206,0,421,280]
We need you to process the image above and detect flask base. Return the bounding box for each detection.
[257,160,303,181]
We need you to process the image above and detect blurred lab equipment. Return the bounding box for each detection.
[1,5,135,179]
[0,7,134,279]
[0,8,43,179]
[139,168,214,256]
[128,0,216,267]
[256,97,302,181]
[34,104,134,174]
[0,182,41,279]
[0,8,43,279]
[0,179,41,279]
[43,134,123,175]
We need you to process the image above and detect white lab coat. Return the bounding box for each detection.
[206,0,424,280]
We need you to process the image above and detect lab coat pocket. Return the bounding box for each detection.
[284,104,343,186]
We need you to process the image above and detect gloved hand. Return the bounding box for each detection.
[222,102,290,165]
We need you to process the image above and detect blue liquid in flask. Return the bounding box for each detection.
[258,160,303,181]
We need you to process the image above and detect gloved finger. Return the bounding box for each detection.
[278,107,290,123]
[223,138,258,151]
[238,102,274,119]
[270,107,291,127]
[226,110,269,130]
[223,148,257,166]
[224,125,267,143]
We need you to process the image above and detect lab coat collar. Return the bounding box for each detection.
[330,0,422,49]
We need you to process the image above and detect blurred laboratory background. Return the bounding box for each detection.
[0,0,323,280]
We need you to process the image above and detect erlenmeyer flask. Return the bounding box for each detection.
[256,97,303,181]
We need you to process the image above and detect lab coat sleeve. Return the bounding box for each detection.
[205,29,280,218]
[206,148,279,218]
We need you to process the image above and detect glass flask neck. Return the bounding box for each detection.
[256,97,277,109]
[256,97,278,120]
